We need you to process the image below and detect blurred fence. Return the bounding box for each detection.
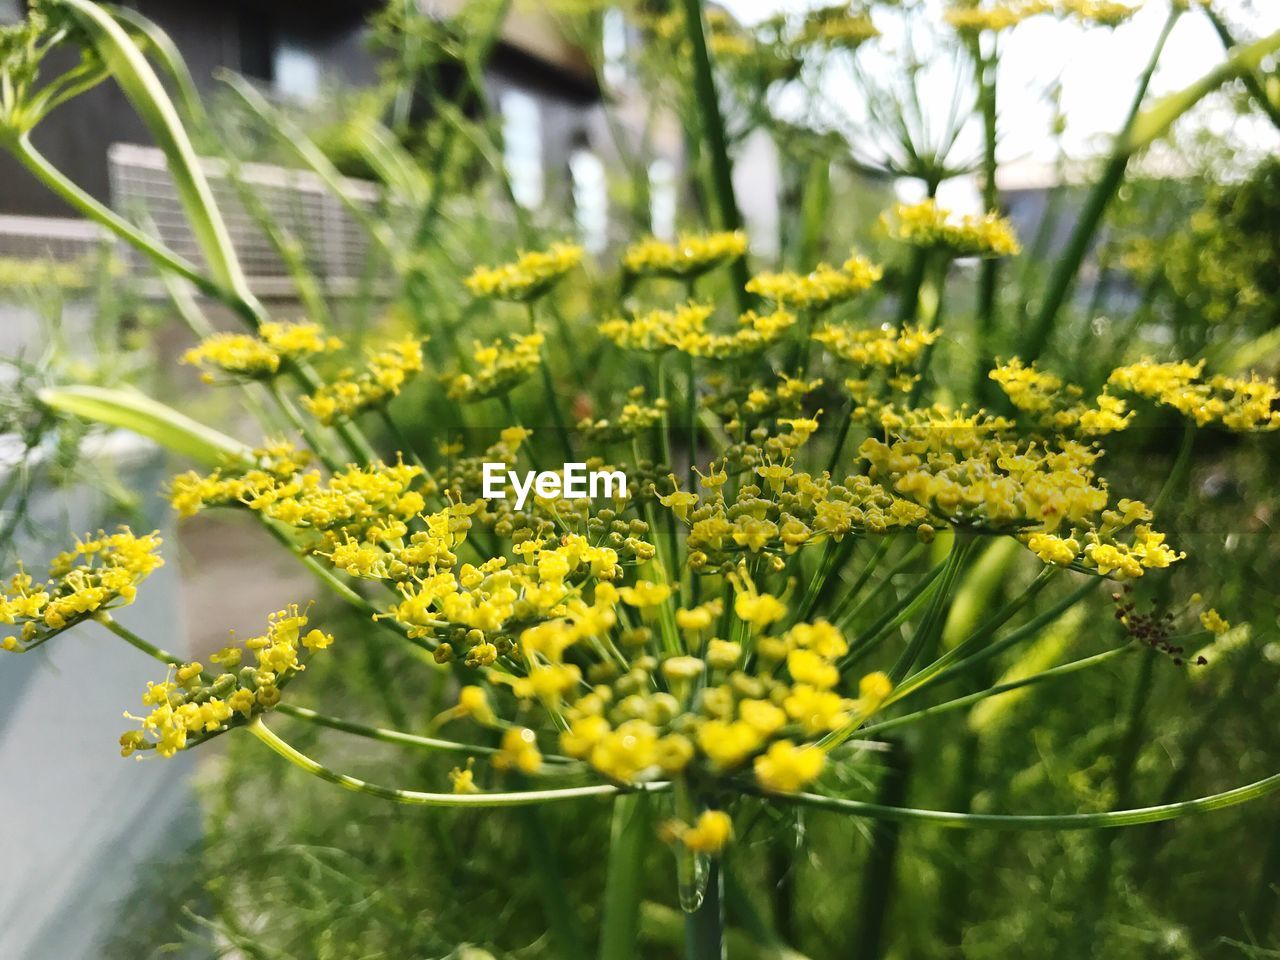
[107,143,392,297]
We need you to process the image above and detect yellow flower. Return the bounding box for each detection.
[746,253,882,310]
[181,321,338,383]
[622,231,747,279]
[2,528,163,650]
[465,242,583,301]
[449,758,479,794]
[755,740,825,793]
[493,726,542,774]
[734,591,786,630]
[696,719,763,769]
[1200,609,1230,635]
[677,810,734,854]
[458,685,497,724]
[882,199,1021,257]
[619,580,672,608]
[303,336,425,424]
[445,333,544,403]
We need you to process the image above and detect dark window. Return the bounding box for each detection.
[238,7,275,83]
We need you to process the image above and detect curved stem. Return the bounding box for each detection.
[275,703,578,765]
[859,645,1132,738]
[248,718,665,807]
[754,769,1280,830]
[9,133,211,294]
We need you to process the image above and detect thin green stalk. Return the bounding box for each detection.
[1022,10,1179,360]
[892,565,1058,703]
[831,540,926,629]
[921,576,1097,690]
[529,302,575,460]
[888,534,977,681]
[973,35,1000,403]
[754,767,1280,829]
[907,254,948,406]
[674,778,712,914]
[276,704,575,762]
[98,612,184,665]
[7,133,212,295]
[677,0,750,314]
[521,803,592,960]
[685,858,725,960]
[687,352,699,492]
[265,381,344,473]
[1205,8,1280,132]
[824,400,856,478]
[248,719,668,807]
[839,553,948,653]
[1151,418,1195,515]
[797,154,830,271]
[859,646,1132,738]
[600,793,653,960]
[854,738,910,960]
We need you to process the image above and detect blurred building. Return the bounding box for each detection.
[0,0,617,281]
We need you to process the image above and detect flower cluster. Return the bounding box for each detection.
[745,253,883,310]
[302,335,425,424]
[944,0,1140,33]
[464,242,583,302]
[990,358,1132,436]
[1,529,163,651]
[1108,360,1280,431]
[445,332,545,402]
[120,605,335,758]
[882,199,1022,258]
[181,321,339,383]
[622,231,748,279]
[798,5,880,49]
[599,302,796,359]
[815,323,940,394]
[858,410,1181,576]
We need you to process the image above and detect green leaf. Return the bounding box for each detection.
[104,3,207,126]
[1125,26,1280,153]
[38,385,250,466]
[58,0,253,307]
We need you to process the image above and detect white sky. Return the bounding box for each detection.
[718,0,1280,207]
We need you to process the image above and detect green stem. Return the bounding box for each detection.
[529,302,575,460]
[888,533,976,681]
[1205,8,1280,131]
[920,576,1097,690]
[854,739,910,960]
[973,35,1000,403]
[249,718,668,807]
[1021,10,1179,361]
[599,792,653,960]
[684,858,725,960]
[266,381,344,473]
[8,133,214,298]
[907,254,948,407]
[1151,418,1195,515]
[677,0,750,314]
[859,646,1132,738]
[755,767,1280,829]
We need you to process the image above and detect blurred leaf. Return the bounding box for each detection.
[1126,27,1280,154]
[38,385,250,466]
[60,0,252,305]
